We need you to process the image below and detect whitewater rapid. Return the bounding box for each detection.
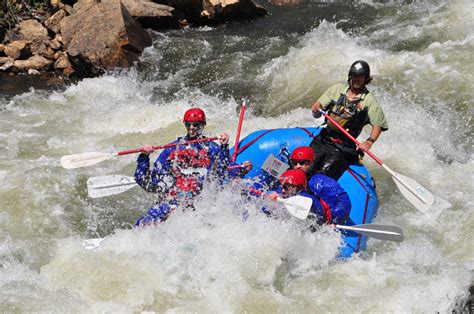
[1,0,472,311]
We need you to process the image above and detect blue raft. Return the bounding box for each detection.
[230,127,379,258]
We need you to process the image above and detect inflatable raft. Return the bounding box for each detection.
[230,127,379,258]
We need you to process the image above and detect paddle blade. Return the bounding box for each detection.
[278,195,312,220]
[87,175,137,198]
[391,170,435,212]
[83,238,104,250]
[336,223,404,242]
[61,152,115,169]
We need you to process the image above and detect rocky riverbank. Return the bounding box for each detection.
[0,0,267,79]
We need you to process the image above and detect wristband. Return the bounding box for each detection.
[366,137,375,143]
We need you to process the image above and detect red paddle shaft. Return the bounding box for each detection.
[116,137,220,156]
[232,101,246,162]
[320,110,384,165]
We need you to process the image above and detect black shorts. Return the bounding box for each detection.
[309,136,360,180]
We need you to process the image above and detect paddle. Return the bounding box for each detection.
[276,195,312,220]
[86,164,248,198]
[280,193,404,242]
[61,136,219,169]
[334,223,404,242]
[87,175,138,198]
[319,110,434,212]
[232,101,246,162]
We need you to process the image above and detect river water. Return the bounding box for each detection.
[1,0,472,311]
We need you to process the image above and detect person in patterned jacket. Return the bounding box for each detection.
[134,108,230,225]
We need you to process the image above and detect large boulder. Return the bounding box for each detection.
[60,0,152,73]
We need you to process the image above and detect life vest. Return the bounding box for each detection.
[191,148,212,168]
[168,147,211,170]
[325,91,370,142]
[167,176,200,208]
[167,145,212,201]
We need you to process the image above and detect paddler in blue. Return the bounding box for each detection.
[134,107,230,225]
[252,146,351,224]
[268,169,351,225]
[310,60,388,179]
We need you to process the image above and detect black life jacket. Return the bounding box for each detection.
[324,91,370,147]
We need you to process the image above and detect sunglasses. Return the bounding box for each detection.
[282,183,304,194]
[290,159,312,166]
[282,183,297,190]
[184,122,204,128]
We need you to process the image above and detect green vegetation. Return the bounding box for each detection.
[1,0,51,26]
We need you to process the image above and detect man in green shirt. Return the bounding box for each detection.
[310,60,388,179]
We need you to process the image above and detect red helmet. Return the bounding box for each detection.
[183,108,206,124]
[291,146,315,162]
[279,169,307,189]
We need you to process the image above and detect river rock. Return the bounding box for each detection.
[28,68,41,75]
[4,40,32,60]
[201,0,267,24]
[60,0,152,72]
[13,55,52,70]
[44,9,67,35]
[54,53,71,69]
[0,57,14,65]
[16,19,52,56]
[0,59,14,71]
[49,36,63,50]
[17,19,49,42]
[33,41,52,60]
[120,0,182,29]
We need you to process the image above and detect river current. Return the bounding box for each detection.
[0,0,472,311]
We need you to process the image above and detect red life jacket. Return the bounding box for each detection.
[319,198,332,224]
[190,148,211,168]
